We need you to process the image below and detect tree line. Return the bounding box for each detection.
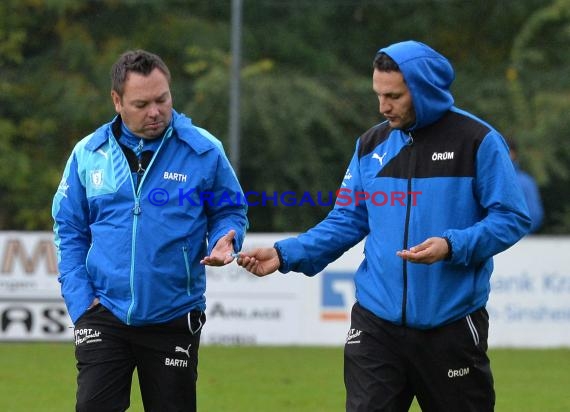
[0,0,568,233]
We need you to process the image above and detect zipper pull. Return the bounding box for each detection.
[137,159,145,175]
[407,132,414,145]
[133,202,142,215]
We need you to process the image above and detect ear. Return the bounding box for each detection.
[111,90,122,114]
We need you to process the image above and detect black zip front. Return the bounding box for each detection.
[120,144,154,192]
[401,132,415,326]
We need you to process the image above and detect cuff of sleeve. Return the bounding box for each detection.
[274,244,285,272]
[273,242,290,273]
[443,236,453,261]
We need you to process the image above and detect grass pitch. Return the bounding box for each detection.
[0,343,568,411]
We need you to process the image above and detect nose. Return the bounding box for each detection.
[379,96,391,114]
[147,104,160,118]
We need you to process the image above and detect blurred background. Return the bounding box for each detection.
[0,0,569,233]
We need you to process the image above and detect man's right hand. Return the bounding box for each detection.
[236,247,280,277]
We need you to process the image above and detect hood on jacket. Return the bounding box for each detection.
[378,40,455,130]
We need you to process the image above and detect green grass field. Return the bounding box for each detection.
[0,344,568,411]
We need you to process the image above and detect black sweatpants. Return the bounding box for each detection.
[344,302,495,412]
[73,304,205,412]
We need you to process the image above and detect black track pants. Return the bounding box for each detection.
[344,302,495,412]
[74,304,205,412]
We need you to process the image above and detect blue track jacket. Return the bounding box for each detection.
[275,41,531,329]
[53,110,248,326]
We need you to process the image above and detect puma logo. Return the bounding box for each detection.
[175,344,192,358]
[372,152,387,166]
[96,149,109,159]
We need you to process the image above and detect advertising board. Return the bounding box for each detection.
[1,232,568,347]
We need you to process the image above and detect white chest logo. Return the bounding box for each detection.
[432,152,454,161]
[90,170,103,188]
[164,171,188,182]
[372,152,387,166]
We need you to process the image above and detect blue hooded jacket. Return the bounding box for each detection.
[52,110,248,326]
[275,41,531,328]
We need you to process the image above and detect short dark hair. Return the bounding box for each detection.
[111,49,171,96]
[373,52,400,72]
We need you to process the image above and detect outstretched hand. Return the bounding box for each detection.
[236,247,280,277]
[201,230,238,266]
[396,237,449,264]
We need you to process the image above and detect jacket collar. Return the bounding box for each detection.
[84,109,213,155]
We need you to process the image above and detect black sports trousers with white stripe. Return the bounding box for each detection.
[344,302,494,412]
[73,304,205,412]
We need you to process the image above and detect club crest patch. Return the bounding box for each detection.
[90,169,103,188]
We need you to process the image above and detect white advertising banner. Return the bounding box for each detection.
[0,231,70,341]
[0,232,569,347]
[201,234,358,346]
[488,237,570,347]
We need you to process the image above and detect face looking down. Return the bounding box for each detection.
[373,69,416,131]
[111,67,173,139]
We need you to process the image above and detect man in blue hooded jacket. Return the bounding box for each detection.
[52,49,248,412]
[506,137,544,233]
[238,41,530,411]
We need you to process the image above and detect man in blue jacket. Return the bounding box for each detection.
[238,41,530,411]
[507,137,544,233]
[52,49,247,412]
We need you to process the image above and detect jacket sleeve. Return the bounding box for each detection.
[275,141,370,275]
[517,170,544,233]
[205,150,248,254]
[443,132,532,266]
[52,149,96,323]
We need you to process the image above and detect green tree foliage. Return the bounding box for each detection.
[507,0,570,233]
[183,41,375,231]
[0,0,219,228]
[0,0,568,233]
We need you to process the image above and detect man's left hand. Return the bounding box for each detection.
[201,229,238,266]
[396,237,449,264]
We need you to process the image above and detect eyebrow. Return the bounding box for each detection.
[131,91,170,105]
[375,91,403,98]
